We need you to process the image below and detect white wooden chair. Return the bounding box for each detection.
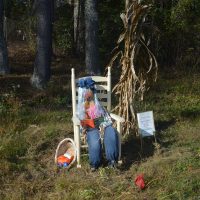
[71,67,125,168]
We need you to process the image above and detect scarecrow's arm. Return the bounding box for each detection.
[110,113,125,123]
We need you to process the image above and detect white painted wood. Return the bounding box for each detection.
[73,125,78,162]
[117,121,121,161]
[96,84,108,90]
[98,101,108,107]
[107,67,111,112]
[81,144,89,148]
[71,68,76,116]
[91,76,108,82]
[76,92,108,100]
[110,113,125,122]
[71,68,82,167]
[76,76,107,83]
[75,125,81,167]
[95,93,108,98]
[76,84,108,91]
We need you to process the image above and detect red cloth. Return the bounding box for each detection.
[135,174,145,190]
[81,119,95,128]
[57,154,73,164]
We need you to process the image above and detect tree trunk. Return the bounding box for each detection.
[74,0,84,56]
[31,0,53,89]
[85,0,100,75]
[0,0,9,75]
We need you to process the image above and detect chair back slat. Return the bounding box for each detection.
[76,92,108,101]
[76,85,107,91]
[95,93,108,98]
[98,101,108,107]
[95,84,108,90]
[75,76,107,83]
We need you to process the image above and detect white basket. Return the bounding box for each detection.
[55,138,77,169]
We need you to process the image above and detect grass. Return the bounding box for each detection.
[0,63,200,199]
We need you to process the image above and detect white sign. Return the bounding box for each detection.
[137,111,155,137]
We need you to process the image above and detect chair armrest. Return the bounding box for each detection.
[72,116,80,125]
[110,113,125,123]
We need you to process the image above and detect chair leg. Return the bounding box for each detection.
[75,126,81,168]
[118,136,122,164]
[117,122,122,164]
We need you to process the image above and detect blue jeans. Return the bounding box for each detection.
[86,126,119,168]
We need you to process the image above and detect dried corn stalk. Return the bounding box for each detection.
[107,0,158,134]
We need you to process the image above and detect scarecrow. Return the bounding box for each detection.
[77,77,119,171]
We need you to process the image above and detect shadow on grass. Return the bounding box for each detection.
[120,118,176,171]
[155,119,176,148]
[180,109,200,119]
[155,119,176,132]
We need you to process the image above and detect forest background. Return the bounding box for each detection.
[2,0,200,73]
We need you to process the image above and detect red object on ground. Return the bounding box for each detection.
[135,174,145,190]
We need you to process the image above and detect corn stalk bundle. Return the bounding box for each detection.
[107,0,158,134]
